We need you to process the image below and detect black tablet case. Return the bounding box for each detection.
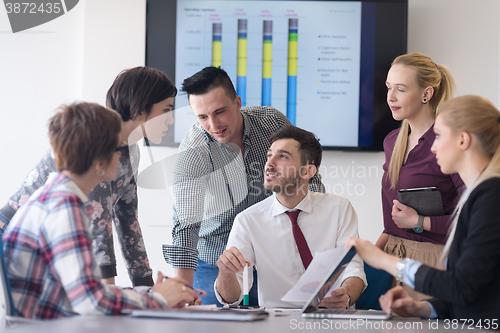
[397,187,444,216]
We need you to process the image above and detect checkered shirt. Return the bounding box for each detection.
[2,173,166,319]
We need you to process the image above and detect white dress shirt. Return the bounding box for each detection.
[214,191,367,308]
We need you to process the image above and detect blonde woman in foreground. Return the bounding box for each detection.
[348,95,500,322]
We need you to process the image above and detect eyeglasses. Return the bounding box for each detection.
[114,145,129,156]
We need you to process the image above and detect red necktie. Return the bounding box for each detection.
[285,210,313,269]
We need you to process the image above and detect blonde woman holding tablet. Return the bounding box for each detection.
[376,53,464,301]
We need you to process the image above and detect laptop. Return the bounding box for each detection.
[301,246,392,320]
[129,305,268,322]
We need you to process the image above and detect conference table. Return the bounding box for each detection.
[5,311,483,333]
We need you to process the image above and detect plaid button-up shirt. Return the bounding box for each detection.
[2,173,166,319]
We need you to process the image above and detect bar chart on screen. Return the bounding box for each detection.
[174,0,362,147]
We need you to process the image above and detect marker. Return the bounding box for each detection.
[163,276,205,296]
[243,264,249,305]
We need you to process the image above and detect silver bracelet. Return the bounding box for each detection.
[396,258,409,282]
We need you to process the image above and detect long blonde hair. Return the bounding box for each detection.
[387,53,456,189]
[438,95,500,257]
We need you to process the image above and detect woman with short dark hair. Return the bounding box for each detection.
[0,67,176,287]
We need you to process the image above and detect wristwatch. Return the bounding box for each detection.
[413,215,424,233]
[396,258,409,282]
[346,294,351,309]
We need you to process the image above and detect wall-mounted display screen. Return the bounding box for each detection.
[146,0,407,151]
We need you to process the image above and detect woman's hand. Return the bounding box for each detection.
[345,238,399,276]
[379,286,432,318]
[392,200,419,229]
[152,272,206,308]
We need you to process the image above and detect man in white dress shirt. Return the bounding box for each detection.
[215,126,366,308]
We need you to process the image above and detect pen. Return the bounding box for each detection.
[163,276,205,296]
[243,264,249,306]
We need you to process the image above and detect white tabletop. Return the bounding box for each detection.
[5,312,483,333]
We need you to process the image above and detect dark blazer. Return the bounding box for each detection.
[414,177,500,321]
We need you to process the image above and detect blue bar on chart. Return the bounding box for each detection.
[287,18,298,125]
[212,23,222,67]
[237,19,248,106]
[261,20,272,106]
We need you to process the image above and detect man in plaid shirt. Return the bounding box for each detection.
[163,67,324,305]
[2,102,199,319]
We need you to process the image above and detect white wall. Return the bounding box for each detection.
[407,0,500,104]
[0,0,499,288]
[81,1,146,103]
[0,0,85,192]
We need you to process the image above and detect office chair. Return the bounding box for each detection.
[355,263,393,310]
[1,236,15,327]
[1,236,37,327]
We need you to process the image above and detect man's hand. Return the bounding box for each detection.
[215,246,250,304]
[217,246,250,274]
[319,287,350,309]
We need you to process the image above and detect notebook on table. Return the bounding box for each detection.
[129,306,268,322]
[301,246,392,320]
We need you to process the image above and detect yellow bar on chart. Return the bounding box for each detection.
[212,23,222,67]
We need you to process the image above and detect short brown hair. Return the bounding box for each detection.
[269,125,322,169]
[48,102,122,175]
